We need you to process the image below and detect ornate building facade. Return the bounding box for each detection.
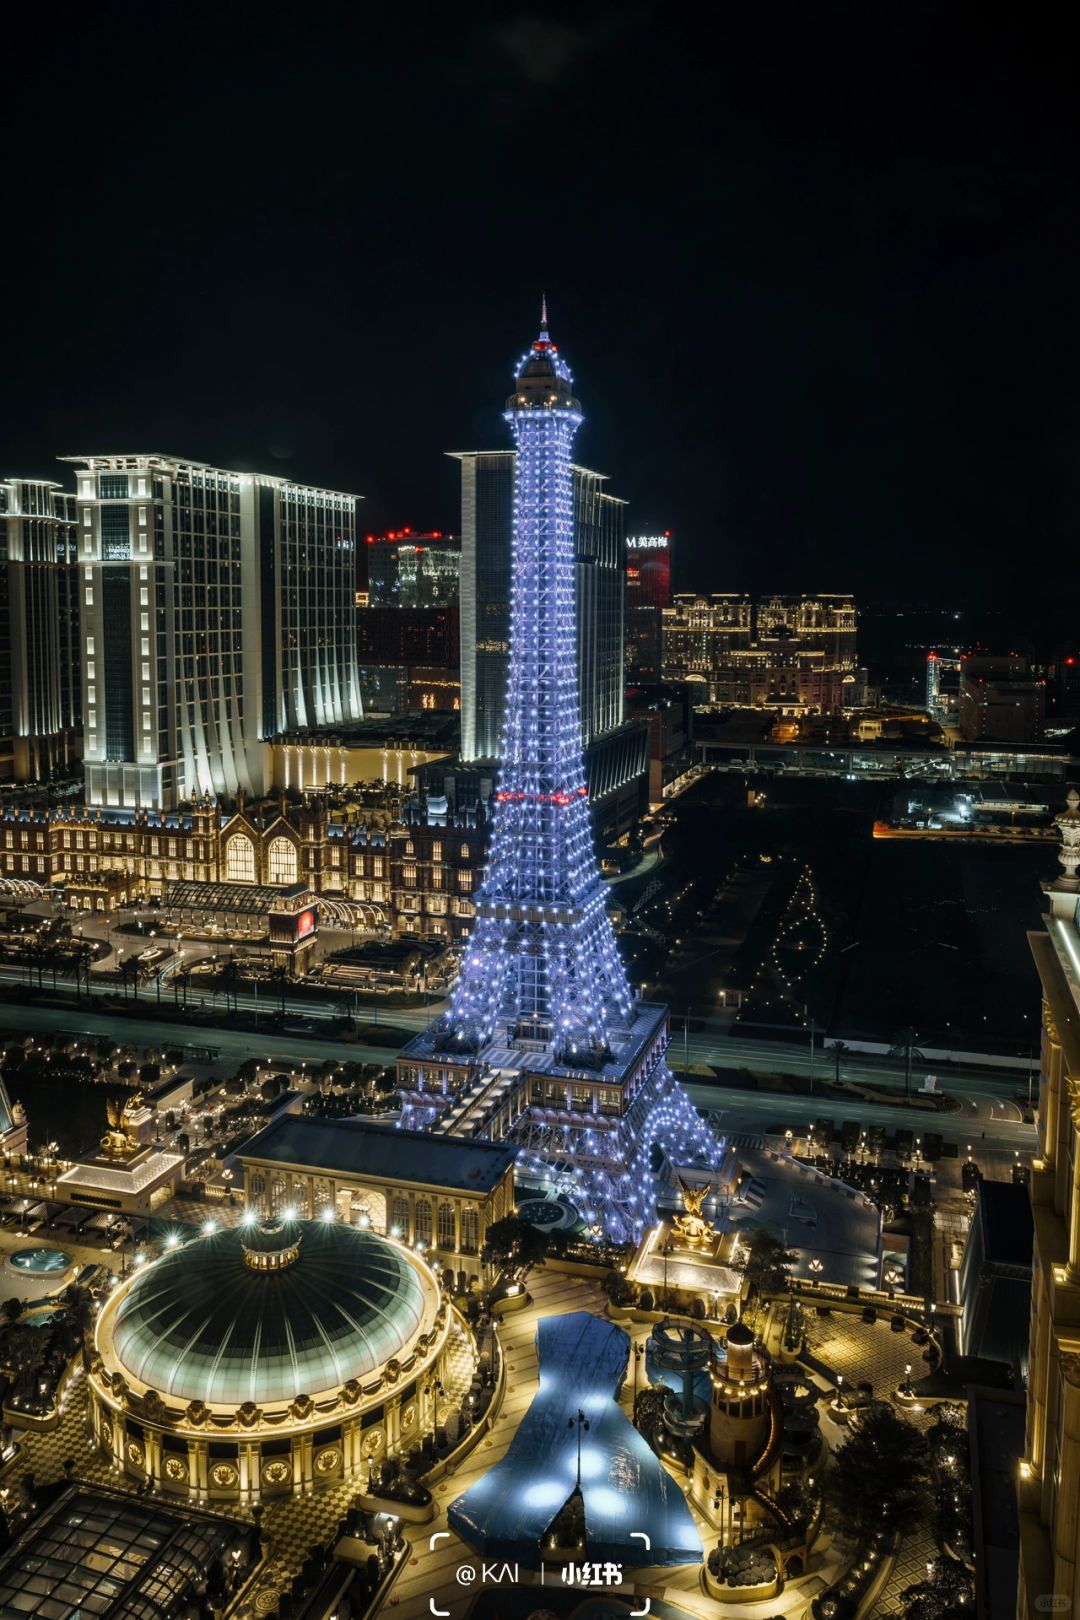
[90,1216,461,1506]
[0,792,484,942]
[1020,787,1080,1619]
[236,1115,516,1280]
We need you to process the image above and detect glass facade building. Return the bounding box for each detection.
[65,455,362,809]
[452,450,626,762]
[0,477,80,782]
[366,530,460,607]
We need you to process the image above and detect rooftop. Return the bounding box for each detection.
[0,1487,247,1620]
[102,1218,431,1404]
[238,1114,517,1192]
[399,999,669,1088]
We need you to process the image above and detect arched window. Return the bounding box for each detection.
[460,843,469,859]
[437,1203,456,1250]
[461,1208,479,1253]
[391,1195,409,1237]
[225,832,255,884]
[268,836,298,886]
[415,1198,433,1245]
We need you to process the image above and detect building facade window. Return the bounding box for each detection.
[267,836,298,886]
[224,833,256,884]
[437,1203,456,1250]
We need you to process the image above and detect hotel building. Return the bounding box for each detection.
[0,477,81,781]
[662,591,860,714]
[1019,787,1080,1617]
[64,454,362,811]
[451,449,646,842]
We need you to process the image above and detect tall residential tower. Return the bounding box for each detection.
[64,455,362,809]
[397,308,720,1239]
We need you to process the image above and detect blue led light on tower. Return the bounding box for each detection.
[396,303,723,1241]
[434,300,632,1066]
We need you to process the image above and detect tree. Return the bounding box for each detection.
[890,1026,924,1098]
[216,957,244,1012]
[823,1404,931,1542]
[59,1283,95,1371]
[118,956,150,1001]
[270,964,291,1015]
[481,1215,548,1285]
[830,1040,850,1084]
[741,1228,795,1298]
[68,940,95,1000]
[604,1269,638,1308]
[901,1555,975,1619]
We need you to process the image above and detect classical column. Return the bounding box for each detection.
[1030,1269,1052,1472]
[1053,1354,1080,1611]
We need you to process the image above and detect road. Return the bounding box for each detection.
[0,964,439,1032]
[685,1081,1034,1157]
[0,1001,1036,1163]
[0,980,1034,1105]
[0,1001,402,1070]
[669,1026,1031,1099]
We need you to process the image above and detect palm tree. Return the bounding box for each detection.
[270,964,290,1016]
[830,1040,850,1084]
[217,956,244,1012]
[890,1026,923,1098]
[66,940,94,1000]
[118,956,150,1001]
[59,1283,95,1371]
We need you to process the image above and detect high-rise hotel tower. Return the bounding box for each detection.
[0,478,81,782]
[397,308,720,1239]
[1019,788,1080,1618]
[64,455,362,809]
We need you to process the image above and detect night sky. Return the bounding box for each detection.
[6,4,1077,645]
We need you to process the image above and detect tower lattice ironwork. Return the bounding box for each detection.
[434,302,633,1065]
[404,305,723,1241]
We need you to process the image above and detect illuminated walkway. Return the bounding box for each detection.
[449,1311,700,1566]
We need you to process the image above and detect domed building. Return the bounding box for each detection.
[90,1216,457,1505]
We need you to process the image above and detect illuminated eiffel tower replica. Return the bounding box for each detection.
[396,304,722,1241]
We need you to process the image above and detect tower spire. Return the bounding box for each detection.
[540,291,548,334]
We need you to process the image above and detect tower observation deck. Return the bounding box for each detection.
[396,306,722,1241]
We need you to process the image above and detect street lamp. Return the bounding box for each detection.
[427,1376,446,1444]
[568,1408,590,1491]
[904,1362,913,1396]
[836,1373,844,1410]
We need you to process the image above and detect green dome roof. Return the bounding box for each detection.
[109,1220,428,1406]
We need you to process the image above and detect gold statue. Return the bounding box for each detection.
[671,1177,717,1249]
[101,1092,143,1158]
